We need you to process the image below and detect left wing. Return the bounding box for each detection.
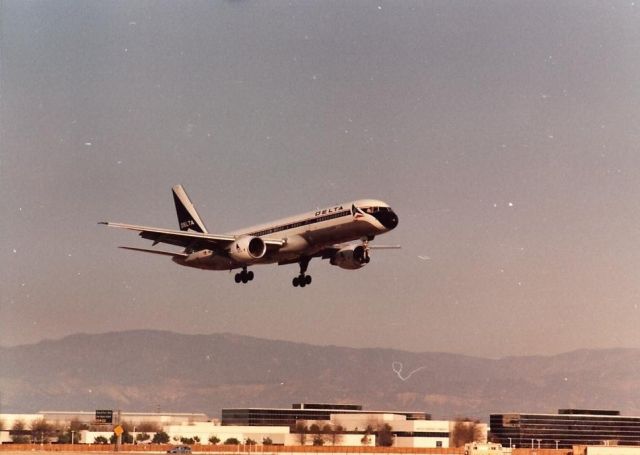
[317,243,401,260]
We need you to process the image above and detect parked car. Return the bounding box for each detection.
[167,446,192,454]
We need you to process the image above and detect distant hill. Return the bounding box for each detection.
[1,331,639,420]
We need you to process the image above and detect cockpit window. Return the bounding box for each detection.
[362,206,391,214]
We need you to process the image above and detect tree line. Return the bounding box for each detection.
[291,420,394,447]
[4,418,163,444]
[2,416,483,447]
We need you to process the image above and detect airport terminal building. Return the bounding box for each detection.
[490,409,640,448]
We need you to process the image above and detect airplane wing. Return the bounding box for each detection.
[317,243,401,259]
[119,246,188,257]
[99,222,285,251]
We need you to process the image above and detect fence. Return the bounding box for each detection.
[0,445,572,455]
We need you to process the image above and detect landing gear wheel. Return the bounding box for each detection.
[292,273,311,288]
[234,268,253,284]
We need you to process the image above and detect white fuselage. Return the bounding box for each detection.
[174,199,396,271]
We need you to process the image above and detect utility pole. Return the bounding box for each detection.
[115,410,122,452]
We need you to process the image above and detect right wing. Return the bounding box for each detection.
[276,243,401,265]
[100,222,285,251]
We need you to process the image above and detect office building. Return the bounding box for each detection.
[221,403,429,427]
[490,409,640,449]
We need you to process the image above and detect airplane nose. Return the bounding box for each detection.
[373,210,398,230]
[386,211,399,230]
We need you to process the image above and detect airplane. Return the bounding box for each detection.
[100,185,399,287]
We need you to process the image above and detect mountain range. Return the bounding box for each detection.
[1,331,639,420]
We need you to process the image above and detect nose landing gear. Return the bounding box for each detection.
[292,257,312,288]
[234,267,254,284]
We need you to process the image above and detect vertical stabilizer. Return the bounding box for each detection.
[172,185,208,233]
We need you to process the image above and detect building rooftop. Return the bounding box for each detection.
[558,409,621,416]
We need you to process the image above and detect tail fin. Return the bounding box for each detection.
[172,185,208,233]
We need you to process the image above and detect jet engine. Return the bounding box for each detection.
[330,244,370,270]
[228,236,267,262]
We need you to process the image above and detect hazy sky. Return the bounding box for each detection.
[2,0,640,358]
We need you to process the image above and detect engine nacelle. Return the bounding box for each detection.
[228,236,267,262]
[330,245,369,270]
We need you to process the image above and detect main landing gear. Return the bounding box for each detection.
[292,257,312,288]
[292,274,312,287]
[234,267,254,284]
